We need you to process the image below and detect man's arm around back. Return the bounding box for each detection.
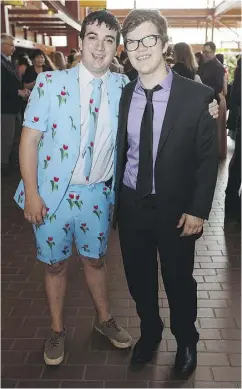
[186,92,219,220]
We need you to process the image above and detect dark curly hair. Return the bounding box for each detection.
[80,10,121,47]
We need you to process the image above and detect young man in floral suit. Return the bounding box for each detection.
[14,10,132,366]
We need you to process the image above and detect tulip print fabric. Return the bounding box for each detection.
[14,66,129,216]
[14,66,130,263]
[34,183,112,264]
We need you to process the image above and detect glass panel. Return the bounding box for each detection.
[136,0,210,8]
[168,27,242,46]
[107,0,134,8]
[107,0,212,8]
[51,36,67,47]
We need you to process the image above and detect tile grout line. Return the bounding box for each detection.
[82,364,87,380]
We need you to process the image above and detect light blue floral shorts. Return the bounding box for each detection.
[34,183,112,265]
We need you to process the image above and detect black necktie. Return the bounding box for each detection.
[136,85,162,197]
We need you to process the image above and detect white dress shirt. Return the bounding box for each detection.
[70,63,113,185]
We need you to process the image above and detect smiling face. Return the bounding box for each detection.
[81,21,117,77]
[125,22,167,77]
[33,54,45,67]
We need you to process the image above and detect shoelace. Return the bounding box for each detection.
[49,330,64,347]
[106,317,120,331]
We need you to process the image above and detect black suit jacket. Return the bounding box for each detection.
[125,67,138,82]
[197,57,224,102]
[231,65,241,107]
[1,54,22,114]
[113,72,218,228]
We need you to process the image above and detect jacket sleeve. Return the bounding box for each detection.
[110,77,130,206]
[112,85,130,225]
[186,92,219,220]
[208,66,224,103]
[23,72,50,132]
[1,64,8,93]
[230,67,241,107]
[1,62,20,98]
[213,66,225,95]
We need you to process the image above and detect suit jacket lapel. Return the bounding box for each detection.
[1,54,20,81]
[117,80,136,149]
[106,71,119,144]
[65,65,81,141]
[157,72,185,155]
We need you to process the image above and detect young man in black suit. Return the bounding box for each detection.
[113,9,218,376]
[1,33,29,171]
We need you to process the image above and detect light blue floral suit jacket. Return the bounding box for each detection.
[14,65,129,219]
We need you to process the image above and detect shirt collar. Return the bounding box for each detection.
[79,62,109,88]
[135,66,173,92]
[1,53,10,61]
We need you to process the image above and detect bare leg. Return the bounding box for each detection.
[81,256,110,322]
[45,261,68,332]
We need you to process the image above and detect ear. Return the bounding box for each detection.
[162,42,169,55]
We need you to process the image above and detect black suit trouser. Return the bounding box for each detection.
[118,184,199,345]
[225,114,241,220]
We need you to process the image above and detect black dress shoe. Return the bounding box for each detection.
[174,344,197,377]
[131,335,162,365]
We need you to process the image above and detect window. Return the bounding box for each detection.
[51,36,67,47]
[107,0,213,8]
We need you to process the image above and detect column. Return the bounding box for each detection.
[65,1,81,51]
[11,24,15,37]
[1,4,10,34]
[23,27,28,40]
[211,16,215,41]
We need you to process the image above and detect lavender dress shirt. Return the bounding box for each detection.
[123,68,173,193]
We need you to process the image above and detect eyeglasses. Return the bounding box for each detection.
[124,34,161,52]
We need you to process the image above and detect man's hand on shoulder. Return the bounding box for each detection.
[18,89,30,99]
[177,213,204,237]
[24,193,47,226]
[208,99,219,119]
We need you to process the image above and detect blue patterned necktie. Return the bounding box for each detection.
[83,78,103,180]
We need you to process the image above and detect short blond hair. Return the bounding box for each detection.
[122,9,168,47]
[1,33,14,44]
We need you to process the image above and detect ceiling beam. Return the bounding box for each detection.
[107,8,212,18]
[43,0,81,31]
[8,9,49,14]
[215,18,240,37]
[116,17,211,25]
[219,14,242,18]
[37,30,74,35]
[29,29,74,33]
[16,21,66,26]
[7,4,240,32]
[214,0,238,17]
[9,13,56,19]
[9,16,61,22]
[23,25,69,29]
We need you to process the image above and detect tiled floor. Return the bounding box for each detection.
[1,141,241,388]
